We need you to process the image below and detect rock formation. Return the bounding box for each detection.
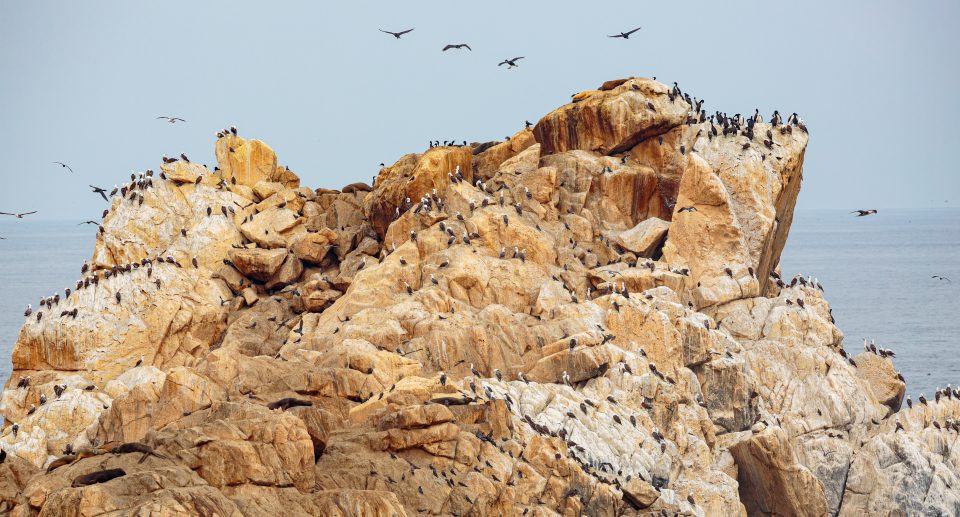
[1,77,953,516]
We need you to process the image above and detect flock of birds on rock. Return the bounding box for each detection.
[0,27,954,496]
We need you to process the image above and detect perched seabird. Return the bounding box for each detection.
[494,369,503,382]
[24,304,32,317]
[380,28,414,39]
[439,371,447,386]
[607,27,641,39]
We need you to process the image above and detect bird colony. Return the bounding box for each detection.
[1,77,957,516]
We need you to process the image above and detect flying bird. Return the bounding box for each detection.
[608,27,641,39]
[156,116,185,124]
[380,28,414,39]
[89,185,110,201]
[53,161,74,173]
[442,43,472,51]
[850,209,877,217]
[932,275,951,283]
[498,57,525,68]
[77,220,99,226]
[0,211,37,219]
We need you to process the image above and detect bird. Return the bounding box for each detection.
[77,220,98,226]
[89,185,110,201]
[850,209,877,217]
[380,28,414,39]
[53,161,74,173]
[932,275,951,283]
[607,27,641,39]
[442,44,471,51]
[156,116,185,124]
[0,211,37,219]
[678,206,697,213]
[498,57,525,68]
[439,371,447,386]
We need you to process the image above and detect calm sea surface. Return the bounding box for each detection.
[0,209,957,399]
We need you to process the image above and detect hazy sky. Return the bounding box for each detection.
[1,1,958,220]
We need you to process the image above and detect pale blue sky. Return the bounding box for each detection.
[1,1,958,220]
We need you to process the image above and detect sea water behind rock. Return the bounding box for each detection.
[779,208,960,400]
[0,209,957,400]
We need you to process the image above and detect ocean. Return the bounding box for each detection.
[0,209,958,400]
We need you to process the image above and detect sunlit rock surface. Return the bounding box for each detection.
[1,77,950,516]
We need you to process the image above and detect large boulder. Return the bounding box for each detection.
[533,77,688,156]
[215,135,297,189]
[364,146,472,236]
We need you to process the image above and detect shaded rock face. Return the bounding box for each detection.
[0,77,947,517]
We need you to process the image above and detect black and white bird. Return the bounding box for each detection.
[156,116,186,124]
[0,211,37,219]
[850,209,877,217]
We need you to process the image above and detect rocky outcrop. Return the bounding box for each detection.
[1,77,952,516]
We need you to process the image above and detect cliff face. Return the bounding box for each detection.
[0,77,954,516]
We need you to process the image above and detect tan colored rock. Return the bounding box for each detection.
[290,228,338,264]
[364,146,472,236]
[534,77,688,156]
[229,247,287,281]
[659,121,806,307]
[622,478,660,509]
[239,207,305,249]
[265,253,303,289]
[609,217,670,256]
[474,128,536,180]
[730,426,828,517]
[158,402,315,491]
[215,135,290,189]
[5,76,939,517]
[159,161,207,184]
[852,351,905,413]
[0,453,38,512]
